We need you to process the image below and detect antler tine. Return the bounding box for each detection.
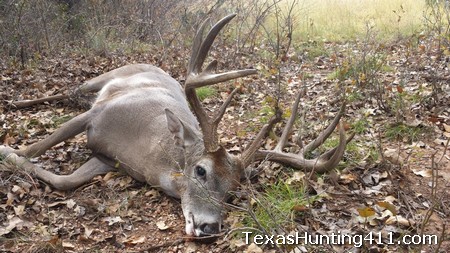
[186,14,257,89]
[242,108,283,168]
[251,95,351,173]
[184,14,258,152]
[214,87,238,124]
[301,102,346,154]
[187,17,210,74]
[275,91,302,152]
[315,122,346,170]
[322,133,355,161]
[193,14,236,74]
[186,69,258,89]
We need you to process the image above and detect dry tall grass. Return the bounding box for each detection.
[281,0,425,41]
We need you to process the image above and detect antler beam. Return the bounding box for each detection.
[185,14,257,152]
[253,92,354,173]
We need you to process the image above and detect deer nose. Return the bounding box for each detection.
[198,222,220,235]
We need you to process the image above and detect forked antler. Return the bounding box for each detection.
[249,92,355,173]
[185,14,257,152]
[184,14,353,172]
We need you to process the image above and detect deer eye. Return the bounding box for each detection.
[195,166,206,178]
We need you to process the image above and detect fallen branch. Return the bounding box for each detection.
[11,94,69,109]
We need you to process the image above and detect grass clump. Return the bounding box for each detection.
[51,115,73,127]
[385,123,429,143]
[196,86,217,101]
[242,181,316,233]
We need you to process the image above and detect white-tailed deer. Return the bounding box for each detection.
[0,14,353,237]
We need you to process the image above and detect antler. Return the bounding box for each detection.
[247,92,355,173]
[185,14,257,152]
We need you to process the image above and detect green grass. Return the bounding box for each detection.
[352,118,369,135]
[295,41,330,60]
[51,115,73,127]
[196,86,217,101]
[271,0,425,42]
[318,135,361,166]
[385,123,429,143]
[241,181,317,233]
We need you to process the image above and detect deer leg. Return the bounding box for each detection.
[1,149,114,191]
[16,111,91,158]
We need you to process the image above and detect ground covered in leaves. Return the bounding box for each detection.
[0,38,449,253]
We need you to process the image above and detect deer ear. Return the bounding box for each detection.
[165,109,198,148]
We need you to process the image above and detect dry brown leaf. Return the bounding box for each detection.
[123,235,146,246]
[385,216,413,227]
[443,123,450,132]
[286,171,305,184]
[383,148,404,165]
[376,201,398,216]
[0,216,33,236]
[156,220,169,230]
[412,168,432,177]
[103,216,124,226]
[13,205,25,216]
[357,207,376,218]
[82,224,94,238]
[6,192,14,206]
[245,243,263,253]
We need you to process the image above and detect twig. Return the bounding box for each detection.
[437,138,449,164]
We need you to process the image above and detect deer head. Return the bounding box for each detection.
[170,14,254,236]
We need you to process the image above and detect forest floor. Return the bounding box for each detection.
[0,37,449,253]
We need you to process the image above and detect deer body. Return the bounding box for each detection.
[1,14,351,238]
[88,65,195,188]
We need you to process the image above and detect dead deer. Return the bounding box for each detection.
[0,14,353,237]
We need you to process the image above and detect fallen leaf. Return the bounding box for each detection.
[384,148,403,165]
[377,201,398,216]
[340,173,357,183]
[385,215,413,227]
[245,243,263,253]
[443,123,450,132]
[48,200,68,208]
[62,241,75,249]
[156,220,169,230]
[434,138,447,145]
[286,171,305,184]
[66,199,76,209]
[103,216,124,226]
[292,205,308,212]
[144,189,161,200]
[0,217,22,236]
[14,205,25,216]
[357,207,375,218]
[0,216,33,236]
[74,205,86,216]
[82,224,94,238]
[6,192,15,206]
[123,235,146,246]
[412,169,432,177]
